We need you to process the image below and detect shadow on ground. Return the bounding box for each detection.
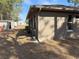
[53,38,79,58]
[0,29,79,59]
[0,35,63,59]
[16,26,31,37]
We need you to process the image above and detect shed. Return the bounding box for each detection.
[26,5,79,41]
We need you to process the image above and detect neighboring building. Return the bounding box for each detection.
[26,5,79,41]
[0,20,16,30]
[0,20,27,30]
[0,11,13,30]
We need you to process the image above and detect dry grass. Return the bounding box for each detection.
[0,29,79,59]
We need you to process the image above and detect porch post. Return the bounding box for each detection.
[35,13,39,42]
[54,16,57,39]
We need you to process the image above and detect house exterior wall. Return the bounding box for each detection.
[75,18,79,39]
[0,21,8,30]
[66,18,79,39]
[38,16,55,41]
[0,21,16,31]
[38,12,68,41]
[38,12,79,41]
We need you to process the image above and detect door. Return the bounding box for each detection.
[8,22,11,29]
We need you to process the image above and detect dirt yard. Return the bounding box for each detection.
[0,29,79,59]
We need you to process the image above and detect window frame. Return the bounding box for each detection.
[66,15,74,32]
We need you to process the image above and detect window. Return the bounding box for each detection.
[68,15,72,22]
[67,15,73,32]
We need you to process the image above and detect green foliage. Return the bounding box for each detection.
[67,0,79,6]
[0,0,24,21]
[68,0,79,3]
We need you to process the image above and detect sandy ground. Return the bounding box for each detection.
[0,29,79,59]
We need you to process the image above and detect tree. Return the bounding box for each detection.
[67,0,79,6]
[11,0,23,21]
[0,0,23,21]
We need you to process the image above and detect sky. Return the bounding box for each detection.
[19,0,74,22]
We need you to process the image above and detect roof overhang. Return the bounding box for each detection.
[26,5,79,19]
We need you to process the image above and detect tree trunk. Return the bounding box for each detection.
[0,14,3,20]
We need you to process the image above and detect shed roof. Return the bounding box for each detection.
[0,20,14,22]
[27,5,79,19]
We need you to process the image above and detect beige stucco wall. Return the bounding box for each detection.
[38,16,55,41]
[38,12,79,41]
[38,12,67,41]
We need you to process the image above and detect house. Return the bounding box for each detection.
[26,5,79,41]
[0,20,16,31]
